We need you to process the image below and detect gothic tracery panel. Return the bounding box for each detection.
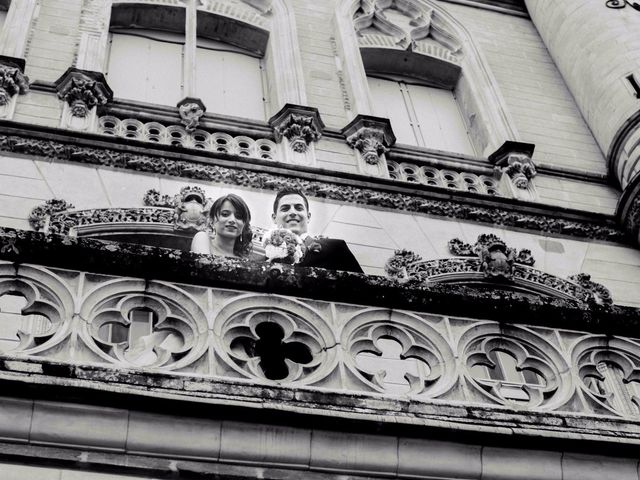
[214,294,338,385]
[341,309,457,396]
[459,323,573,409]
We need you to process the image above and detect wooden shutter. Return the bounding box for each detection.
[368,76,417,145]
[107,32,183,106]
[407,83,475,155]
[196,40,265,120]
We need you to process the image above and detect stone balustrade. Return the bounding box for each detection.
[97,115,279,161]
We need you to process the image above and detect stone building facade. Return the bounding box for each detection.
[0,0,640,478]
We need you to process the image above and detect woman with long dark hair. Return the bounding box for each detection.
[191,193,253,258]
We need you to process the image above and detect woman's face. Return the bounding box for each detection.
[213,200,245,239]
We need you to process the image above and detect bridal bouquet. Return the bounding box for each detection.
[263,228,305,264]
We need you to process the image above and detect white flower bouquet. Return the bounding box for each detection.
[263,228,305,264]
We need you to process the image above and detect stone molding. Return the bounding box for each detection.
[0,126,626,243]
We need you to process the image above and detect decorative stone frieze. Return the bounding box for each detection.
[269,104,324,156]
[55,68,112,131]
[567,273,613,306]
[489,141,537,199]
[342,115,395,177]
[0,131,626,242]
[177,97,206,133]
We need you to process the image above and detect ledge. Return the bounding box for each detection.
[0,227,638,337]
[0,120,627,243]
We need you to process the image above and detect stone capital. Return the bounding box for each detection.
[55,68,113,118]
[177,97,206,133]
[0,56,29,106]
[269,104,324,154]
[489,141,537,189]
[342,115,396,165]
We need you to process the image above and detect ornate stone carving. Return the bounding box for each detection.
[489,141,537,190]
[55,68,112,118]
[342,115,395,167]
[385,236,614,306]
[29,199,75,231]
[177,97,206,133]
[270,104,324,154]
[449,234,536,279]
[0,57,28,106]
[143,189,175,208]
[46,208,175,235]
[354,0,461,59]
[173,185,212,232]
[567,273,613,306]
[0,132,626,242]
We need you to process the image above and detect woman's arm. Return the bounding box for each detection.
[190,231,212,254]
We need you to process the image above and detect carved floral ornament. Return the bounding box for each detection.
[55,68,112,118]
[385,233,613,306]
[269,104,324,154]
[0,58,29,106]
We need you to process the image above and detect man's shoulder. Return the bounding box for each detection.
[302,236,363,273]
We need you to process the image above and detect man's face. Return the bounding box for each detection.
[272,194,311,235]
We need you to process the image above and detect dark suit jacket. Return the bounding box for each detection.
[299,238,363,273]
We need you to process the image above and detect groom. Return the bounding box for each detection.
[272,188,363,273]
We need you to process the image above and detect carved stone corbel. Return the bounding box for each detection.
[342,115,396,177]
[0,56,29,119]
[55,68,112,130]
[269,104,324,157]
[489,141,537,200]
[177,97,206,133]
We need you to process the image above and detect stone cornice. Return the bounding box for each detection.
[0,121,627,243]
[0,227,638,337]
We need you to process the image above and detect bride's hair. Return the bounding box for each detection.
[210,193,254,257]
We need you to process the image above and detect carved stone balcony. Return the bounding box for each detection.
[0,227,639,445]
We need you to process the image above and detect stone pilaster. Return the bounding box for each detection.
[342,115,395,177]
[55,68,112,131]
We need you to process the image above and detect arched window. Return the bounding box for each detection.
[105,2,267,120]
[336,0,519,158]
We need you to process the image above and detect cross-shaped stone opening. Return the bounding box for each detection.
[242,322,313,381]
[355,336,430,394]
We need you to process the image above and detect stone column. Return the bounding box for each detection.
[525,0,640,188]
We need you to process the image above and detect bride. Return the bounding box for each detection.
[191,193,253,258]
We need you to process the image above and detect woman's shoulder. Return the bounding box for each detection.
[190,230,213,254]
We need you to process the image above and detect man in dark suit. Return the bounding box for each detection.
[272,188,363,273]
